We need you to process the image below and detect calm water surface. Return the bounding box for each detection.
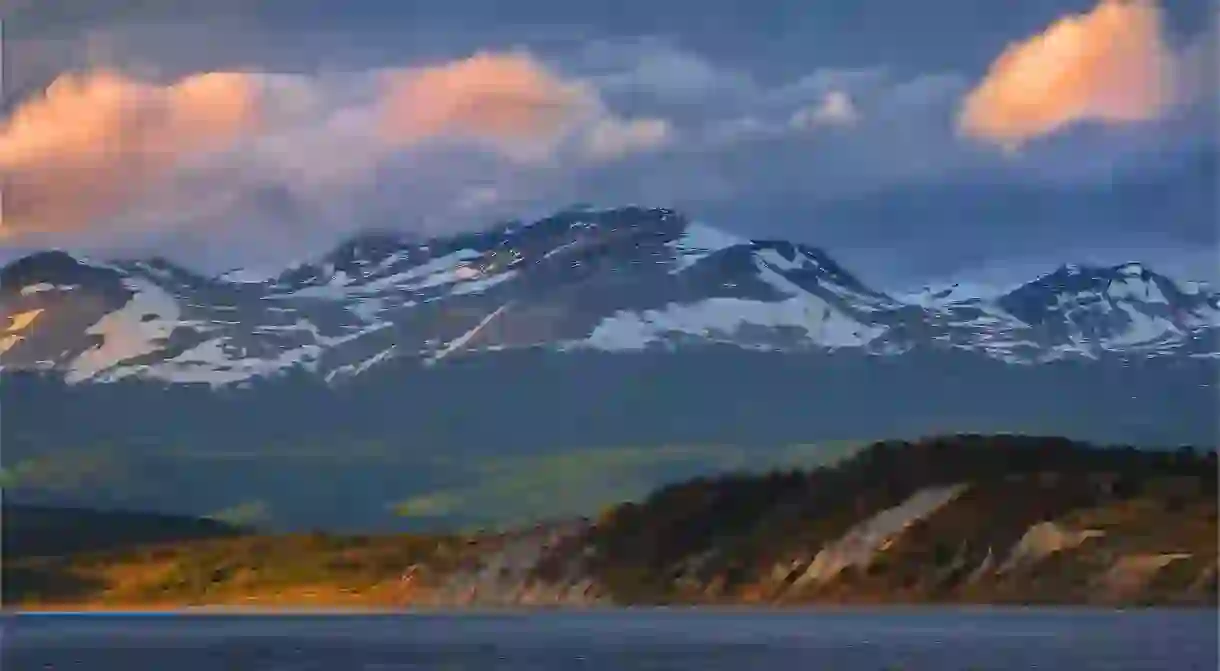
[2,608,1216,670]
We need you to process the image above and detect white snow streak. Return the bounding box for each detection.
[19,283,76,295]
[426,303,513,365]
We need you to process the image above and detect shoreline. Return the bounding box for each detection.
[5,601,1216,616]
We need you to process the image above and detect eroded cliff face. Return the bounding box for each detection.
[427,492,1215,608]
[427,442,1217,608]
[421,520,607,607]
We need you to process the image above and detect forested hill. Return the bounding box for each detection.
[556,435,1217,605]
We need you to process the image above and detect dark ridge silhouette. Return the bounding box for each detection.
[3,504,246,559]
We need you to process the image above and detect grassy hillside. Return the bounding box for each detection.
[3,529,479,608]
[2,505,242,606]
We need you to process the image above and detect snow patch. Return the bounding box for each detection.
[325,345,398,382]
[582,293,885,351]
[449,270,518,296]
[897,275,1024,307]
[669,222,745,272]
[753,254,811,296]
[358,249,483,293]
[280,269,356,298]
[755,248,807,273]
[454,265,482,280]
[115,320,392,385]
[19,283,76,295]
[900,281,1007,307]
[367,250,414,276]
[126,338,323,386]
[542,239,582,260]
[68,279,181,383]
[1107,277,1167,304]
[1104,303,1178,348]
[217,268,277,283]
[348,297,389,321]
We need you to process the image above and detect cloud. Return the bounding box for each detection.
[789,90,860,129]
[958,0,1178,148]
[582,117,673,161]
[0,69,260,237]
[1175,16,1219,110]
[580,37,757,104]
[0,50,670,250]
[0,27,1210,273]
[378,51,598,162]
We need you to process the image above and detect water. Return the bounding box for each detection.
[2,607,1216,670]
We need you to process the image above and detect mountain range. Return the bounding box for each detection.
[2,206,1218,383]
[1,207,1217,530]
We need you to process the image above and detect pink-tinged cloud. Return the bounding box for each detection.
[959,0,1177,148]
[378,51,598,160]
[0,50,670,243]
[0,69,260,236]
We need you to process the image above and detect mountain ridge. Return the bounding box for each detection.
[3,206,1217,387]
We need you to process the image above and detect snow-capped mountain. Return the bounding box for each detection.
[909,263,1220,362]
[2,207,1218,387]
[4,207,1218,529]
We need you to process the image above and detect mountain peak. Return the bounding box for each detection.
[1,249,117,290]
[748,239,880,299]
[1064,261,1153,278]
[1014,261,1172,297]
[1114,262,1151,278]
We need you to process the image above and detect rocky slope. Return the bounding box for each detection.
[5,436,1215,609]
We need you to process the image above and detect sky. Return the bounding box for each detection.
[0,0,1216,288]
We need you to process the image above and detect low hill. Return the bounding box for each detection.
[3,435,1216,609]
[3,504,245,559]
